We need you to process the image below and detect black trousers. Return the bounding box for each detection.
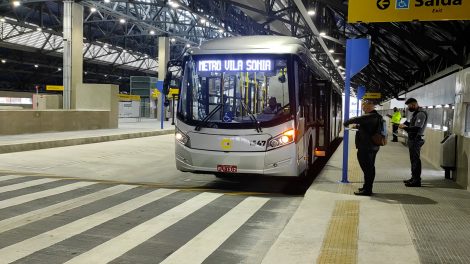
[408,138,424,181]
[392,124,399,141]
[357,148,378,192]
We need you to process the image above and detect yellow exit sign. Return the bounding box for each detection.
[46,85,64,91]
[363,92,382,99]
[349,0,469,23]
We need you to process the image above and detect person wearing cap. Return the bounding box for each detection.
[399,98,428,187]
[343,100,382,196]
[390,107,401,142]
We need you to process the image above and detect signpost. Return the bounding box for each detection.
[349,0,469,22]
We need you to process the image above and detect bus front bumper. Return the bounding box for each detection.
[175,142,299,177]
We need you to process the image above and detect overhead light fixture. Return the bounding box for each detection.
[149,30,155,35]
[307,10,316,16]
[171,38,176,42]
[1,59,6,64]
[12,1,21,7]
[104,0,111,3]
[34,64,39,68]
[319,32,326,37]
[186,43,191,48]
[119,18,126,24]
[168,1,179,8]
[335,59,340,63]
[85,71,88,75]
[0,18,5,22]
[58,67,62,71]
[329,49,335,53]
[104,74,108,77]
[103,44,108,48]
[90,7,97,13]
[218,29,224,33]
[122,49,127,53]
[36,27,42,32]
[200,18,206,24]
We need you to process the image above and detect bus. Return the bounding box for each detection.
[165,35,342,177]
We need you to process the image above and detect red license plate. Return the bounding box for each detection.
[217,165,237,173]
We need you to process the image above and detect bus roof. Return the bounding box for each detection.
[190,36,306,55]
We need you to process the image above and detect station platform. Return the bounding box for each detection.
[263,133,470,264]
[0,118,175,154]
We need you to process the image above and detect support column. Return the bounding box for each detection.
[157,36,169,121]
[63,1,83,109]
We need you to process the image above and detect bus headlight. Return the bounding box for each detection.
[175,128,190,146]
[267,129,295,150]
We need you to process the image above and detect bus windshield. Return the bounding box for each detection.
[178,56,291,128]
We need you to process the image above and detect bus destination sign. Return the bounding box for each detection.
[198,59,273,72]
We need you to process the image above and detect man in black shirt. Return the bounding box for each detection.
[399,98,428,187]
[344,100,382,196]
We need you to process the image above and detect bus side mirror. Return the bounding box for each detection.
[163,71,172,95]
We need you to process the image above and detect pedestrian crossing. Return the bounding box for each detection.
[0,175,299,264]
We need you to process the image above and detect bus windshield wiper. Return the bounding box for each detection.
[241,101,262,133]
[195,103,223,131]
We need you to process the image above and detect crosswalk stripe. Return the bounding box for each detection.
[0,184,136,233]
[64,192,224,264]
[0,178,59,193]
[0,175,26,183]
[0,188,178,263]
[161,197,269,264]
[0,181,95,210]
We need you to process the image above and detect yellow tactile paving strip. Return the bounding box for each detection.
[338,150,362,195]
[317,200,360,264]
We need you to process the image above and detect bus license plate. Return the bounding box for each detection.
[217,165,237,173]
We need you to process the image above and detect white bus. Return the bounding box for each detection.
[166,36,342,177]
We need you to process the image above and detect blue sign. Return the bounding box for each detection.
[156,80,164,92]
[222,112,233,122]
[396,0,409,9]
[198,59,273,72]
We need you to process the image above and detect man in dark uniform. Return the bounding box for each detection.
[344,100,382,196]
[399,98,428,187]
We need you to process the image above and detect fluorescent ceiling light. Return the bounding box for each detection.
[119,18,126,24]
[12,1,21,7]
[329,49,335,53]
[319,32,326,36]
[90,7,97,13]
[149,30,155,35]
[307,10,315,16]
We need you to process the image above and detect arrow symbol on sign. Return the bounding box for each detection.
[377,0,390,10]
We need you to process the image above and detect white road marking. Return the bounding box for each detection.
[0,188,178,263]
[0,185,136,233]
[0,178,58,193]
[161,196,269,264]
[64,192,223,264]
[0,181,95,210]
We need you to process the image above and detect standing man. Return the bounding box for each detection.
[399,98,428,187]
[391,107,401,142]
[344,100,382,196]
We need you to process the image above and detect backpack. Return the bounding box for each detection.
[371,115,387,146]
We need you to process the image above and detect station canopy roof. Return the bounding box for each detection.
[0,0,468,100]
